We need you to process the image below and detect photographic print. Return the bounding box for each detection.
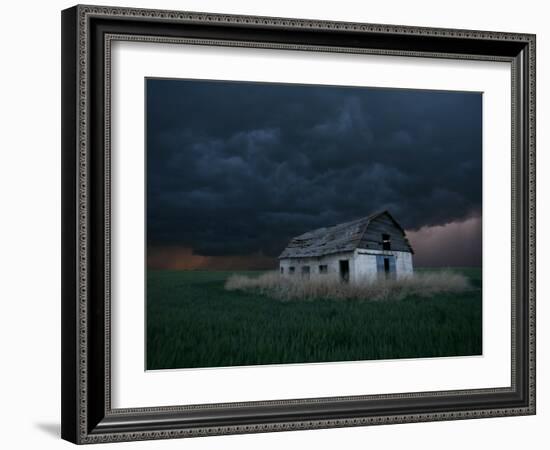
[146,78,482,370]
[61,8,535,441]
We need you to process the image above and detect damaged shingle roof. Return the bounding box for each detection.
[278,211,410,259]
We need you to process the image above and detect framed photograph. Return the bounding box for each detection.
[61,4,536,444]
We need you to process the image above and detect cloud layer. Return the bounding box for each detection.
[147,79,482,266]
[407,217,482,267]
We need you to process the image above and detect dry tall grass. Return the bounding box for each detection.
[225,270,471,301]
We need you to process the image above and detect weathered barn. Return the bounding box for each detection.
[279,211,414,283]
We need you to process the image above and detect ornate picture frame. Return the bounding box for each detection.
[61,4,536,444]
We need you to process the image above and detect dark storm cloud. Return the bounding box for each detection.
[147,78,482,262]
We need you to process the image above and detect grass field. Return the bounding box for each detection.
[146,268,482,370]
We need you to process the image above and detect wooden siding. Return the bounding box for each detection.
[358,213,414,253]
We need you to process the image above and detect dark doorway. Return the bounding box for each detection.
[376,255,396,279]
[339,260,350,282]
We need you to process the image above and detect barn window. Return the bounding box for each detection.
[319,265,328,274]
[302,266,310,278]
[280,267,284,274]
[382,233,391,250]
[289,266,295,274]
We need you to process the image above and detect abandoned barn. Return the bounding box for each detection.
[279,211,414,283]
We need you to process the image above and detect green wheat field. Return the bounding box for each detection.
[146,268,482,370]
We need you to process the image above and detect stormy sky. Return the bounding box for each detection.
[147,78,482,269]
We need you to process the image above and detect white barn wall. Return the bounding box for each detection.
[279,252,353,281]
[280,249,413,282]
[352,251,378,282]
[396,251,414,277]
[354,249,413,281]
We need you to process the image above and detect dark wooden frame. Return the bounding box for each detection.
[61,4,536,444]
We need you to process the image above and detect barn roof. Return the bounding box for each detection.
[278,210,411,259]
